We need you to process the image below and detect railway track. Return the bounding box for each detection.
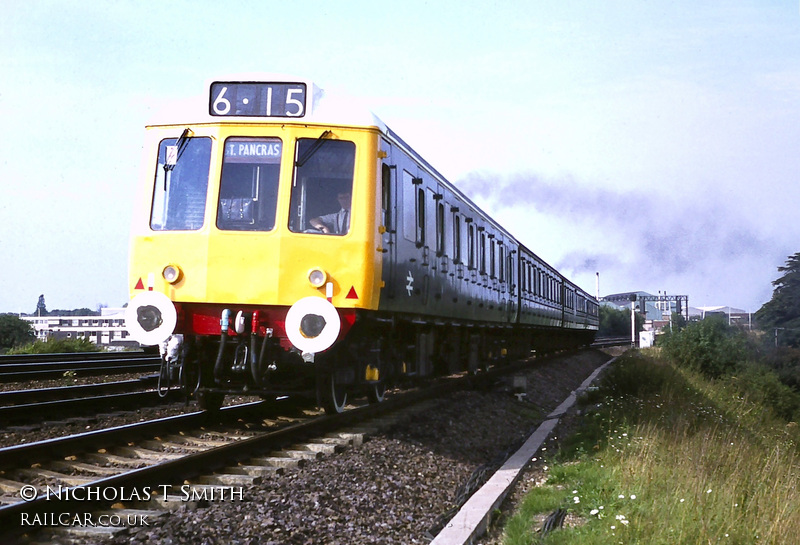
[0,363,476,543]
[0,381,182,424]
[0,352,161,383]
[591,335,632,348]
[0,377,160,407]
[1,348,611,543]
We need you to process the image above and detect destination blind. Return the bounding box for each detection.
[210,82,306,118]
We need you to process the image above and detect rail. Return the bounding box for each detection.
[0,352,161,382]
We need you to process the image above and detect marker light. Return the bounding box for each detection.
[162,265,183,284]
[308,268,327,288]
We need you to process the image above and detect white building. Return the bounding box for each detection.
[22,308,137,349]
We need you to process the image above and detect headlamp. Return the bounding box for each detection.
[163,265,183,284]
[308,268,327,288]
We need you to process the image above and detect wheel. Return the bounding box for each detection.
[321,372,348,415]
[196,390,224,412]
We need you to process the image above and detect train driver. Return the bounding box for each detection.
[309,192,351,235]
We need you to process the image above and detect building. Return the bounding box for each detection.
[688,306,752,328]
[22,308,138,349]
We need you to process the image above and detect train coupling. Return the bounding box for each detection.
[161,334,183,363]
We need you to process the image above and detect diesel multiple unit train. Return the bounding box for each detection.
[125,75,599,413]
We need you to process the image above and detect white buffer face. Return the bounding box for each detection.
[125,291,177,346]
[284,296,341,354]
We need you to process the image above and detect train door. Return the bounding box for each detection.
[425,186,438,307]
[380,140,398,299]
[507,248,518,323]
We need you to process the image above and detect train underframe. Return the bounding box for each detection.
[160,307,594,414]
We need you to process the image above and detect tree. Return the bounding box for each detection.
[756,253,800,347]
[0,314,35,352]
[660,314,751,378]
[35,294,47,317]
[599,304,644,337]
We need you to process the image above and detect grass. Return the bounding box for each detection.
[6,337,102,354]
[499,351,800,544]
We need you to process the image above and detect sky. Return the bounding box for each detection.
[1,0,799,314]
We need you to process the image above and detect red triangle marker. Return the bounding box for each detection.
[346,286,359,299]
[134,278,145,290]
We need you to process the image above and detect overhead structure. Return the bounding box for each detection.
[601,292,689,322]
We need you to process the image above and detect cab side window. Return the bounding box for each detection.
[289,139,355,236]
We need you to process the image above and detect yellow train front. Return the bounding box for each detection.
[126,77,386,413]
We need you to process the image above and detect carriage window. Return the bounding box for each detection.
[289,139,355,235]
[150,136,212,231]
[479,231,486,275]
[490,239,496,279]
[526,263,532,294]
[416,188,425,246]
[453,214,462,264]
[436,202,445,256]
[217,138,281,231]
[468,224,475,269]
[382,164,392,229]
[498,245,505,282]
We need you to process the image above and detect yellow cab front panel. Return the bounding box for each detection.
[128,122,383,346]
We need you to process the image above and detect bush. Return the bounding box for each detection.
[728,363,800,422]
[659,316,752,378]
[7,337,103,354]
[762,347,800,392]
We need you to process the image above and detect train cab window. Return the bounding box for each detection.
[217,137,281,231]
[150,136,212,231]
[289,138,355,235]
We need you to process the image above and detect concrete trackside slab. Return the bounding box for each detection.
[430,356,617,545]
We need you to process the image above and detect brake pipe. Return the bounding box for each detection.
[214,309,232,384]
[249,311,261,386]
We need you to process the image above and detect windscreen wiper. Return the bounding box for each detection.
[295,130,332,168]
[164,128,192,172]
